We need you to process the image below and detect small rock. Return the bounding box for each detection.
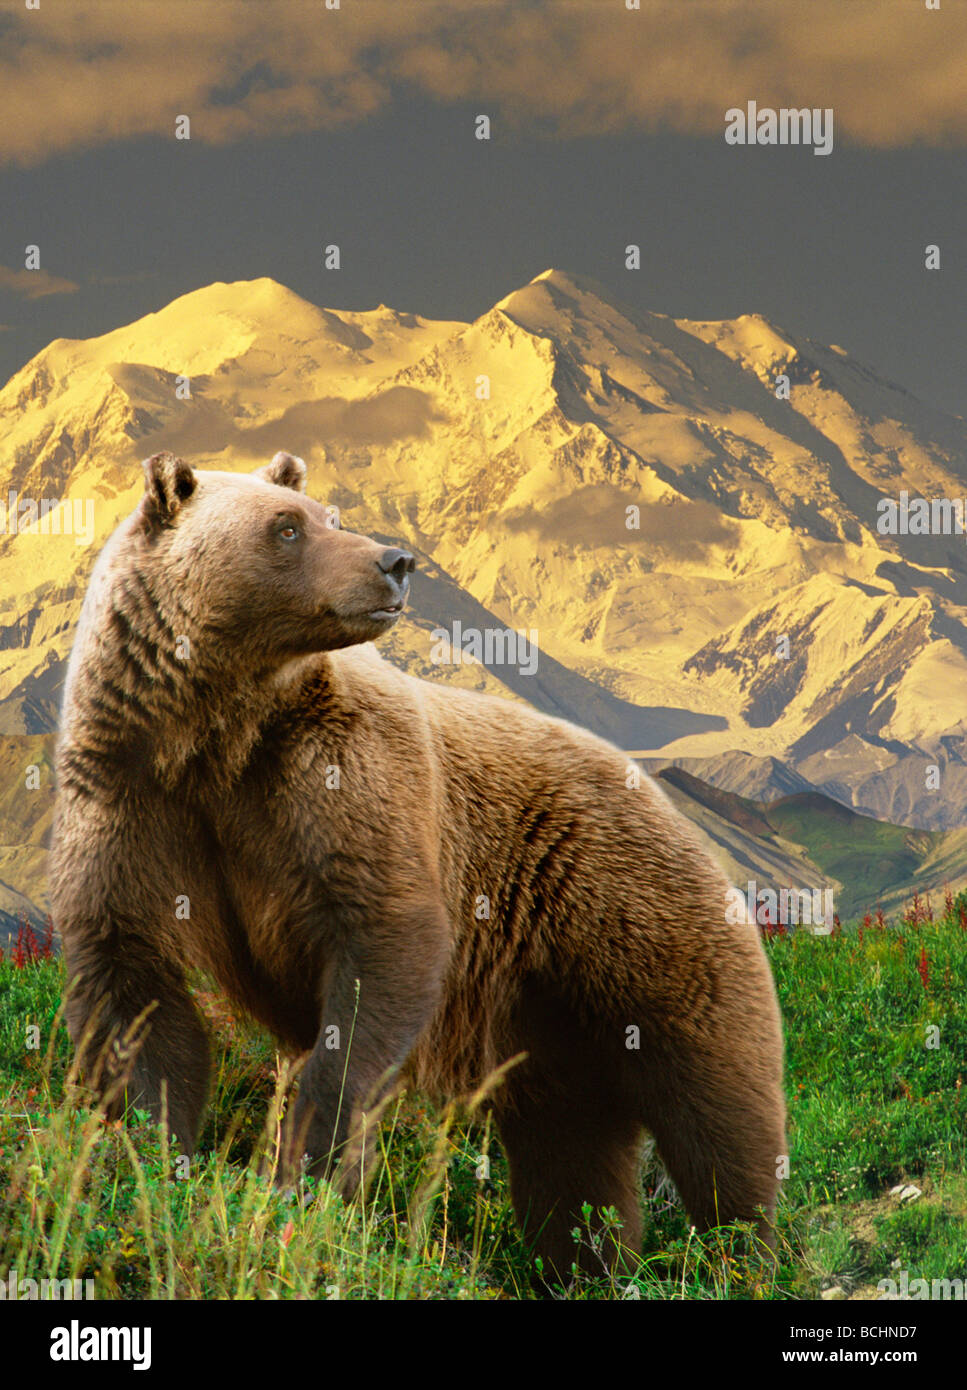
[821,1285,847,1301]
[889,1184,922,1202]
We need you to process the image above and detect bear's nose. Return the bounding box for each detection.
[376,548,416,583]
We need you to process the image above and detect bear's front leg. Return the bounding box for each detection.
[51,803,212,1156]
[283,900,450,1193]
[62,923,211,1155]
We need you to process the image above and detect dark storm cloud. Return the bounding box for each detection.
[0,266,79,298]
[2,1,965,168]
[109,368,445,458]
[504,485,740,554]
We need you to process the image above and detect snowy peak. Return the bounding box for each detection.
[4,278,468,389]
[677,312,797,380]
[3,271,967,837]
[497,265,658,337]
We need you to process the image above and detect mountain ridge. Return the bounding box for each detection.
[2,267,967,854]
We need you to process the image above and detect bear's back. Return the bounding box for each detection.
[329,644,736,961]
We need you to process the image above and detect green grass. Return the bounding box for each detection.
[1,903,965,1300]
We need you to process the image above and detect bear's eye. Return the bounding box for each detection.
[277,522,300,542]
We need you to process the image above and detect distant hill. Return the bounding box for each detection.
[654,767,962,919]
[0,876,49,953]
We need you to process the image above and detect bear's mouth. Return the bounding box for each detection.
[367,576,408,623]
[367,601,404,622]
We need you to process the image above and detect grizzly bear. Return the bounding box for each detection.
[50,450,786,1279]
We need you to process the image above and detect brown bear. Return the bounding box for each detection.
[50,450,786,1280]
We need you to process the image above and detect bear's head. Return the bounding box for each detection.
[133,450,415,663]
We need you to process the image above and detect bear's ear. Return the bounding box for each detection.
[141,452,197,527]
[256,451,307,492]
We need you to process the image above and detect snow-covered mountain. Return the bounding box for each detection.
[2,266,967,918]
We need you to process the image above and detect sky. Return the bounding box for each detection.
[1,0,965,415]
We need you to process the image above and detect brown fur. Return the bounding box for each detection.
[50,451,786,1280]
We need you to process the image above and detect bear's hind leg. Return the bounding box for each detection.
[495,1086,645,1283]
[639,1044,784,1249]
[491,979,646,1281]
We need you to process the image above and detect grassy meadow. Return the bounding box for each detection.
[0,896,965,1300]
